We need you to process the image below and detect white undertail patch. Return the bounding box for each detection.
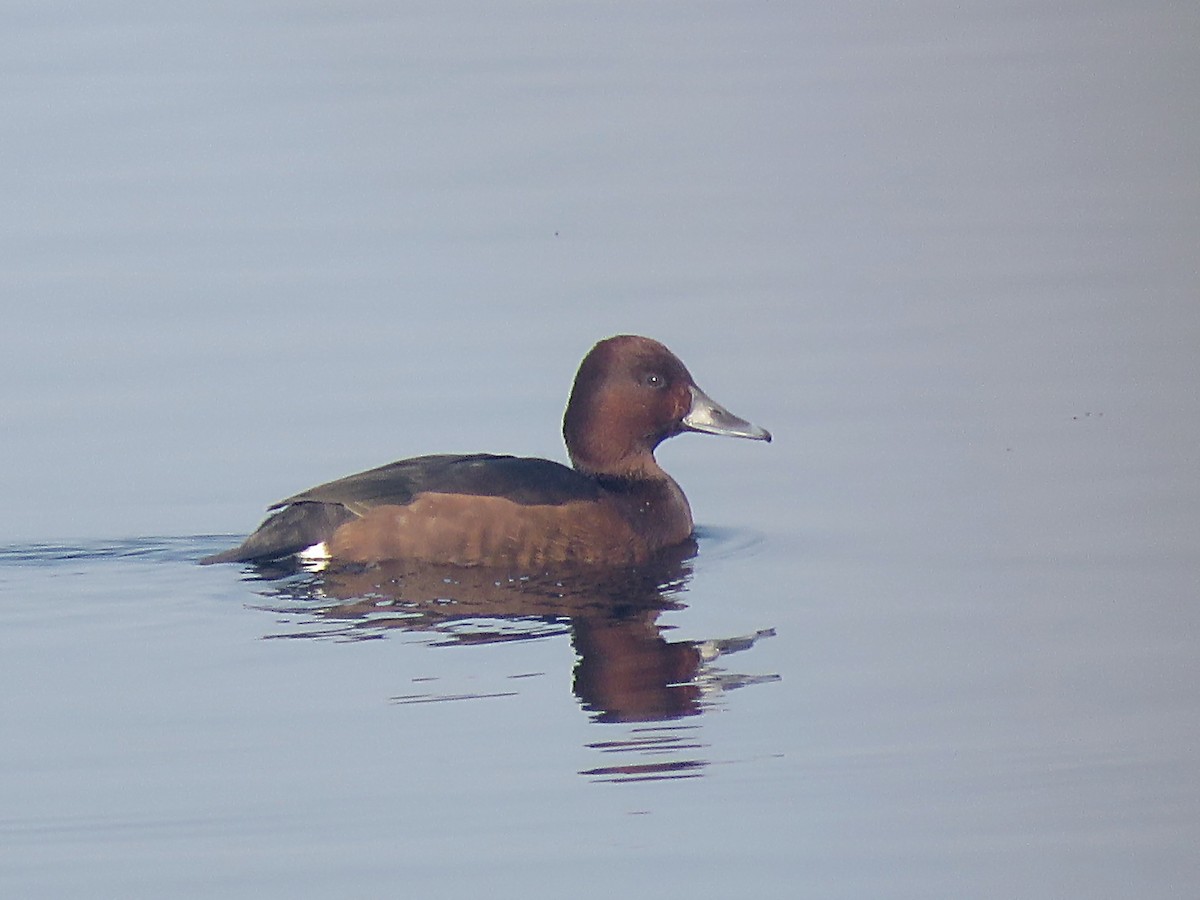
[297,541,330,572]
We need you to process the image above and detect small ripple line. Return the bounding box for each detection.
[0,536,237,566]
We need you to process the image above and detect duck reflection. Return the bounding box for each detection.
[249,540,777,727]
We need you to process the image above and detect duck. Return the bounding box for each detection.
[201,334,770,568]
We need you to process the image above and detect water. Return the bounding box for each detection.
[2,2,1198,897]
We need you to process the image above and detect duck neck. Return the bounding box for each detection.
[569,448,665,482]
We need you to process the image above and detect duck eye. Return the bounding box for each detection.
[641,371,666,389]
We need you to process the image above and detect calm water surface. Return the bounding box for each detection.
[2,2,1198,898]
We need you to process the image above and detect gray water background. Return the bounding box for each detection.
[2,2,1198,898]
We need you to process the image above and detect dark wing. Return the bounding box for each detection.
[276,454,599,512]
[200,454,599,565]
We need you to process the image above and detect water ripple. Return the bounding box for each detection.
[0,536,240,566]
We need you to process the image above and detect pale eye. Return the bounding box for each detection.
[641,371,666,389]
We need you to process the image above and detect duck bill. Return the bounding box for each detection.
[682,385,772,442]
